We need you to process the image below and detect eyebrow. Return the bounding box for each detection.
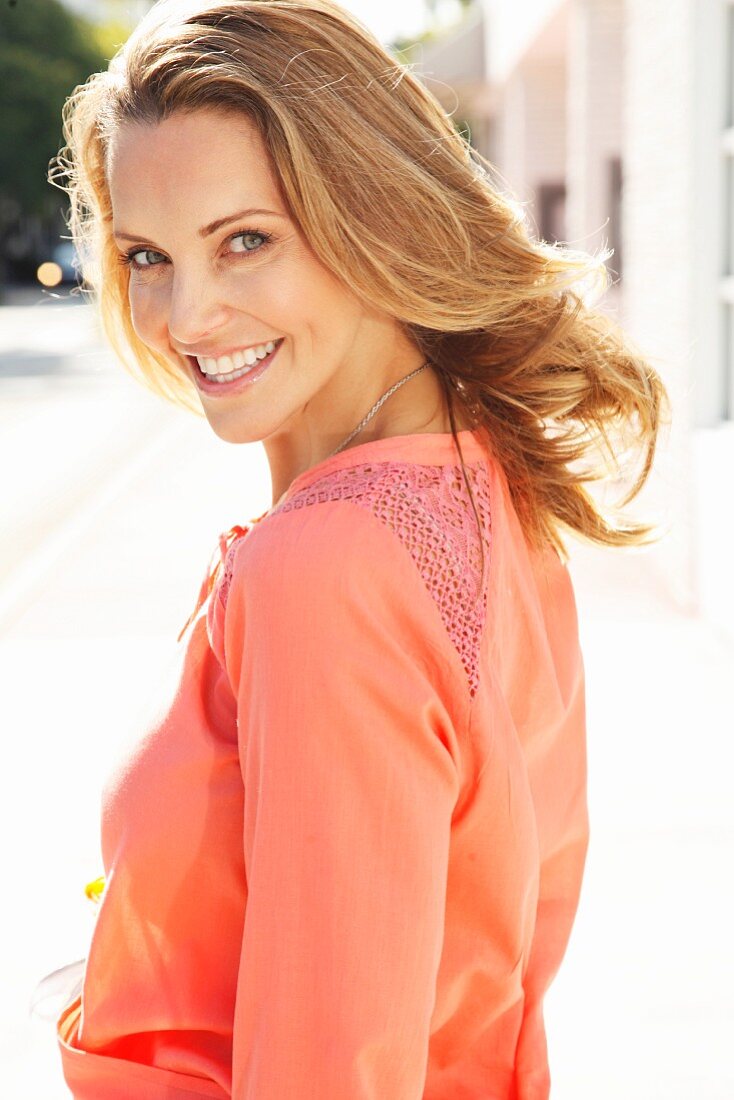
[113,207,285,243]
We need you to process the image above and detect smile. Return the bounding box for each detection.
[187,337,285,395]
[196,339,280,381]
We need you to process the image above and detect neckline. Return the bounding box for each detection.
[274,428,488,511]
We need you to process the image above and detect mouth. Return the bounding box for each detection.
[186,338,285,395]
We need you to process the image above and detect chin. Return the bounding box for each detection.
[198,409,262,446]
[205,420,253,446]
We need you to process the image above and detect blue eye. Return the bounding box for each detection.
[118,248,166,270]
[230,230,271,254]
[131,249,164,267]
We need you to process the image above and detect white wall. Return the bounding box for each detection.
[565,0,623,261]
[621,0,699,612]
[494,59,567,215]
[484,0,566,84]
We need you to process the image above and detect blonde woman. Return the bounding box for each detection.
[46,1,669,1097]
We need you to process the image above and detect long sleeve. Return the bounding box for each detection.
[221,500,465,1100]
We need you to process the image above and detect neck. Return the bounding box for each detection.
[269,376,472,507]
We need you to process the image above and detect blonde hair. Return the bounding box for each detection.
[50,0,671,565]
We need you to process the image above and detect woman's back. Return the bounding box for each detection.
[56,428,589,1099]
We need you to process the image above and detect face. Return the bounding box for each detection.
[107,107,403,453]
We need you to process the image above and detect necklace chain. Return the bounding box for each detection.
[267,360,431,512]
[326,361,431,459]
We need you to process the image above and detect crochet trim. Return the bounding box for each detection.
[219,459,491,697]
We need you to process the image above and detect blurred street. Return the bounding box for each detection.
[1,292,732,1098]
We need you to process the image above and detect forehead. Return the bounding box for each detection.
[107,108,285,230]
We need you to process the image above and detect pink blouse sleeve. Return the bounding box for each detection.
[221,501,464,1099]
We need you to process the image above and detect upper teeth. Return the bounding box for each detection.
[196,340,277,375]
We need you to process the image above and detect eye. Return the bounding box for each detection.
[229,229,272,256]
[120,248,166,270]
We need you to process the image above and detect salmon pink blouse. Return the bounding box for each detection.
[55,428,589,1099]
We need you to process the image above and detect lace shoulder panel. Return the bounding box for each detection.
[246,458,493,698]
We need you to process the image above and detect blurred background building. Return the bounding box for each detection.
[408,0,734,641]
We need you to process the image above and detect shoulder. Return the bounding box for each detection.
[234,456,490,599]
[224,455,492,699]
[230,485,430,630]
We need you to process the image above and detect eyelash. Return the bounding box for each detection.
[117,228,273,272]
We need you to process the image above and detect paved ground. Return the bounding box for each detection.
[1,289,732,1097]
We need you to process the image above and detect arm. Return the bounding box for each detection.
[222,501,463,1099]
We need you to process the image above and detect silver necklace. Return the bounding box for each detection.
[269,360,431,512]
[326,360,430,458]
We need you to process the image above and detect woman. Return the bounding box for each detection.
[45,0,670,1097]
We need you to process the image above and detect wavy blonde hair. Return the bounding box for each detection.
[50,0,670,567]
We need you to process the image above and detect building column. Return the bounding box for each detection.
[565,0,623,287]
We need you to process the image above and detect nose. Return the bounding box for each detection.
[166,271,231,350]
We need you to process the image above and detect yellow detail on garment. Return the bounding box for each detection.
[85,875,106,904]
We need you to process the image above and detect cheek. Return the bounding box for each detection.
[283,260,360,335]
[128,283,167,347]
[275,236,358,326]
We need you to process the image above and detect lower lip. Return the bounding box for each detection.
[188,339,284,396]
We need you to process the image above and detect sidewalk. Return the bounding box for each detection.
[0,291,186,630]
[548,538,733,1098]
